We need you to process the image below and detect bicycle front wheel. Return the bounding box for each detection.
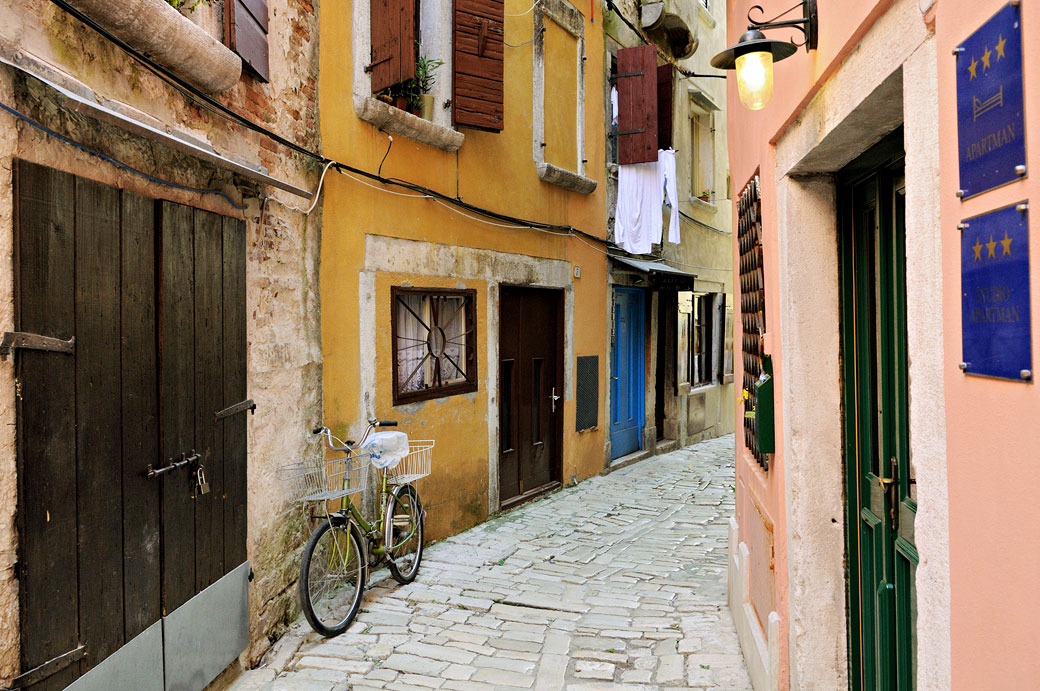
[384,484,424,584]
[299,517,366,637]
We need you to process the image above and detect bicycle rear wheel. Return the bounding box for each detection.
[299,517,366,637]
[384,484,424,584]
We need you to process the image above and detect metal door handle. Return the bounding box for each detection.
[551,387,561,413]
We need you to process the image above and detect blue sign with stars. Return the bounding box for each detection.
[961,203,1031,380]
[956,2,1027,198]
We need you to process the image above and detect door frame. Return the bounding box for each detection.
[497,284,565,509]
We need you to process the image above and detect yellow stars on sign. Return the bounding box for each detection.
[986,235,998,258]
[1001,230,1013,256]
[972,231,1014,261]
[966,36,1007,79]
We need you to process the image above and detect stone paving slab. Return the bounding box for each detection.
[233,435,750,690]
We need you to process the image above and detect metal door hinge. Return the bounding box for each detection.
[215,399,256,420]
[8,644,87,689]
[0,332,75,361]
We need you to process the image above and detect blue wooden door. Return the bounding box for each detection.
[610,287,645,458]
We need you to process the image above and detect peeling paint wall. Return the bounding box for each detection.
[0,0,321,682]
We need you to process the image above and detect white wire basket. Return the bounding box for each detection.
[385,440,434,485]
[276,451,370,503]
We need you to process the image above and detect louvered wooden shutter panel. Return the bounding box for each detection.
[657,63,673,150]
[226,0,269,82]
[371,0,417,93]
[616,45,658,164]
[453,0,504,131]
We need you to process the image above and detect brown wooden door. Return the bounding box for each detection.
[498,286,562,506]
[13,161,246,689]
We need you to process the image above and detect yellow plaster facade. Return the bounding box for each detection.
[319,0,608,540]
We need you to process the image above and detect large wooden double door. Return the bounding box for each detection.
[14,161,248,690]
[498,286,562,506]
[839,134,918,690]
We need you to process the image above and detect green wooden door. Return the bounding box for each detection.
[839,132,917,691]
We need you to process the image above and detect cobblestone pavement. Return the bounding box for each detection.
[232,435,750,691]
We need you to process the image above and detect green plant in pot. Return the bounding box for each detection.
[413,55,443,120]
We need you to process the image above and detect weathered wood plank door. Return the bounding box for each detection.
[498,286,562,506]
[14,161,247,690]
[839,134,917,691]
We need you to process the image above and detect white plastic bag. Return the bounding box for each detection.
[360,431,410,469]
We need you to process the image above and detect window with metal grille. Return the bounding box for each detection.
[739,174,768,470]
[392,287,477,404]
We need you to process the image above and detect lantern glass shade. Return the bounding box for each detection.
[735,50,773,110]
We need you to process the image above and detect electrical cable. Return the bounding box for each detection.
[377,135,394,177]
[45,0,697,256]
[0,100,246,209]
[505,25,545,48]
[679,209,731,235]
[505,0,538,16]
[48,0,322,162]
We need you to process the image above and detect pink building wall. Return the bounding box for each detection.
[936,0,1040,687]
[726,0,1040,686]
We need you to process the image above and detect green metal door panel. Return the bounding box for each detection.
[839,132,916,691]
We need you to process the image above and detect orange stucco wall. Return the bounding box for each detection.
[319,0,608,542]
[937,0,1040,687]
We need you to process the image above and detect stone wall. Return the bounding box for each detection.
[0,0,322,683]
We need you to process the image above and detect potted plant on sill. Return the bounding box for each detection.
[413,55,443,121]
[698,188,713,202]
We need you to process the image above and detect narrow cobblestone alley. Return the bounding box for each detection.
[233,435,750,691]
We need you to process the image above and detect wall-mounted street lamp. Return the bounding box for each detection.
[710,1,818,110]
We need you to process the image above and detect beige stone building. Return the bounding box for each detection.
[0,0,322,688]
[603,0,733,467]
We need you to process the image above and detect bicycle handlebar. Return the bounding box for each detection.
[312,426,325,435]
[374,420,398,427]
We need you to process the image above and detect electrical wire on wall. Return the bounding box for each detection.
[40,0,719,266]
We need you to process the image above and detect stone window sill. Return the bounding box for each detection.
[354,96,464,152]
[697,2,717,29]
[688,196,718,213]
[537,163,598,195]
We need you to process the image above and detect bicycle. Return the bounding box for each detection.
[277,418,432,637]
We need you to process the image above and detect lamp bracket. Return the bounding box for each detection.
[746,0,817,51]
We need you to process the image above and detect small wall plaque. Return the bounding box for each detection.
[961,203,1031,380]
[955,2,1026,198]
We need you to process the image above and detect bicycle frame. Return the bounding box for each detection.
[313,422,420,560]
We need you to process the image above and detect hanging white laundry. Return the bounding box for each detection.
[657,148,681,244]
[615,161,662,255]
[611,86,619,126]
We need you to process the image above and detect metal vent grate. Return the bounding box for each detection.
[575,355,599,432]
[739,174,769,471]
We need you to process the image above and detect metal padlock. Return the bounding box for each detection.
[196,464,211,496]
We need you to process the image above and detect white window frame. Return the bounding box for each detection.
[532,0,596,194]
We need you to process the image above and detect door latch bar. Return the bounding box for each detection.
[0,332,75,361]
[147,452,201,479]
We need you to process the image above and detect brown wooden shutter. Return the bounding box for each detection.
[453,0,504,131]
[616,45,658,164]
[657,63,673,150]
[371,0,417,93]
[225,0,269,82]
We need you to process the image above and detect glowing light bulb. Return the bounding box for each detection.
[735,50,774,110]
